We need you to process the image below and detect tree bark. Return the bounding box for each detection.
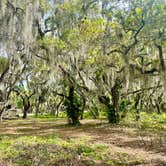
[68,85,80,125]
[98,95,117,123]
[22,98,30,119]
[35,101,40,117]
[134,94,141,121]
[80,97,86,120]
[110,78,121,123]
[155,44,165,71]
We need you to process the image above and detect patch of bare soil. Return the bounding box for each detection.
[0,119,165,165]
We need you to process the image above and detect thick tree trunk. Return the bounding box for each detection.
[99,95,117,123]
[110,78,121,123]
[22,109,27,119]
[68,85,80,125]
[108,106,116,123]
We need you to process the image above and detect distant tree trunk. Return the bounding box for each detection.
[154,95,162,114]
[35,95,43,117]
[56,97,64,117]
[0,106,5,121]
[155,44,165,71]
[35,101,40,117]
[89,99,99,119]
[155,101,161,114]
[50,106,56,116]
[80,97,86,120]
[22,98,30,119]
[134,94,140,121]
[0,102,12,121]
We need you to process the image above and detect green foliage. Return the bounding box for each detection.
[84,109,99,119]
[38,37,66,51]
[139,112,166,130]
[120,112,166,130]
[16,99,23,109]
[0,134,109,165]
[63,93,82,121]
[30,114,57,121]
[135,7,142,15]
[39,0,51,13]
[0,56,8,73]
[119,100,131,112]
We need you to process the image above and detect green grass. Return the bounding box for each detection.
[120,112,166,130]
[0,134,110,165]
[0,111,165,165]
[29,114,65,121]
[29,112,166,130]
[30,111,166,131]
[0,132,144,166]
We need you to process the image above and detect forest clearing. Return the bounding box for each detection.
[0,114,166,166]
[0,0,166,165]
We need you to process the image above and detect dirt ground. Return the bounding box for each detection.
[0,119,165,166]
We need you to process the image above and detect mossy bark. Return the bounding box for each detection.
[67,86,80,125]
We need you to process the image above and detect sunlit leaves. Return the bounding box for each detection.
[79,18,105,41]
[87,56,95,65]
[39,0,51,13]
[38,37,66,50]
[0,56,8,73]
[135,7,142,15]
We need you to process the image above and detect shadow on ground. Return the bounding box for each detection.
[0,119,166,165]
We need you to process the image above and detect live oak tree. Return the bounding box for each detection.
[0,0,40,120]
[35,0,166,123]
[0,0,165,123]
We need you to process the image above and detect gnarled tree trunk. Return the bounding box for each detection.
[68,86,80,125]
